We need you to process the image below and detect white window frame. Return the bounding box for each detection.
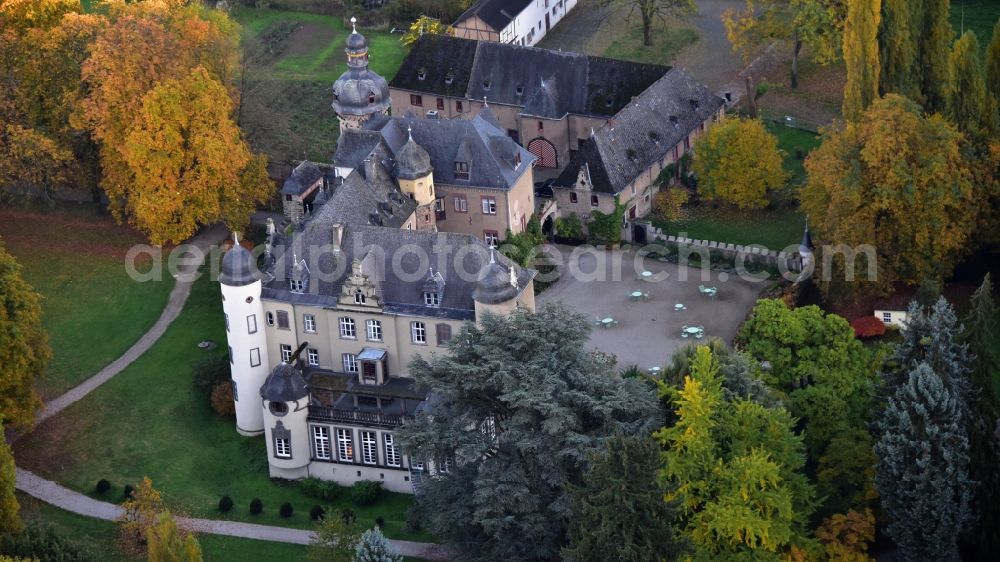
[336,428,353,462]
[307,348,319,367]
[361,431,377,465]
[289,279,304,293]
[481,196,496,215]
[250,347,261,368]
[484,231,499,248]
[882,312,892,323]
[312,425,331,460]
[411,321,427,344]
[225,313,230,332]
[366,319,382,341]
[424,292,440,306]
[274,436,291,458]
[246,314,257,334]
[384,433,400,467]
[354,289,366,305]
[454,195,468,212]
[303,314,316,333]
[266,312,275,326]
[280,344,292,362]
[342,353,358,373]
[339,317,356,339]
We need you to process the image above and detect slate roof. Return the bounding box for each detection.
[331,130,382,169]
[220,242,260,287]
[553,68,725,194]
[390,35,668,118]
[261,362,310,402]
[324,145,418,229]
[262,218,534,321]
[454,0,533,30]
[281,161,323,195]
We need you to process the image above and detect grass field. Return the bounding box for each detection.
[950,0,1000,55]
[766,121,822,186]
[0,207,173,399]
[12,263,427,543]
[603,24,699,66]
[232,8,406,167]
[653,206,805,251]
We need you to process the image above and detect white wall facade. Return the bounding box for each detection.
[221,279,271,436]
[875,309,909,328]
[502,0,577,46]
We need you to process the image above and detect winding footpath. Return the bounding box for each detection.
[12,224,448,561]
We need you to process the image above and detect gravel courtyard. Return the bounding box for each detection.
[537,245,770,370]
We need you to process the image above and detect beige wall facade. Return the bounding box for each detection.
[452,15,499,42]
[433,165,534,243]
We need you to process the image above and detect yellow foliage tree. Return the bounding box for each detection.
[0,124,73,201]
[0,0,82,30]
[800,94,977,297]
[121,66,271,244]
[692,116,787,210]
[147,512,203,562]
[1,429,22,537]
[401,15,452,47]
[816,509,876,562]
[118,477,164,557]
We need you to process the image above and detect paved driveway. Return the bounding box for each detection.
[537,245,769,370]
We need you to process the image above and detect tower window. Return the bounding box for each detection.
[269,401,288,416]
[369,95,376,104]
[250,347,261,367]
[515,86,523,96]
[417,69,427,80]
[266,311,275,326]
[483,79,491,90]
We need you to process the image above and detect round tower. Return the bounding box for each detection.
[260,360,311,479]
[219,233,269,436]
[472,250,535,320]
[395,126,437,230]
[331,17,390,132]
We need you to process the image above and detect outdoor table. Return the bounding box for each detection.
[674,303,686,311]
[629,291,644,301]
[640,271,653,280]
[649,367,662,375]
[601,317,616,328]
[682,326,704,338]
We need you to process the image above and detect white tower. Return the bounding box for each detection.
[260,353,312,480]
[798,222,815,277]
[219,233,270,436]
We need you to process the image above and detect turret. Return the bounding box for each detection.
[219,233,270,436]
[798,222,814,275]
[394,126,436,230]
[331,17,390,132]
[260,343,311,479]
[472,250,535,319]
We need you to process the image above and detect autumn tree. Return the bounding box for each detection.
[692,117,787,210]
[121,66,271,244]
[308,510,364,562]
[947,31,996,139]
[987,19,1000,107]
[816,509,876,562]
[0,124,73,203]
[800,95,976,298]
[653,186,689,222]
[563,434,685,561]
[0,0,81,31]
[874,362,972,562]
[400,15,452,47]
[656,346,817,560]
[0,430,21,537]
[602,0,695,48]
[118,477,164,557]
[877,0,917,99]
[0,242,50,430]
[877,0,953,112]
[146,512,202,562]
[723,0,846,88]
[841,0,881,121]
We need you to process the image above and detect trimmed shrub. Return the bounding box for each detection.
[122,484,134,500]
[95,479,110,494]
[279,502,294,518]
[300,476,343,501]
[851,316,887,338]
[218,496,234,513]
[192,355,230,393]
[375,516,385,528]
[350,480,383,507]
[0,523,99,562]
[210,381,236,417]
[249,498,263,515]
[309,505,326,521]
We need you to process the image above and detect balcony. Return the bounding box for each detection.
[307,404,411,428]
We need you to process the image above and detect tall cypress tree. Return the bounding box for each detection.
[878,0,953,112]
[920,0,954,113]
[948,31,994,138]
[987,20,1000,109]
[843,0,882,121]
[878,0,918,99]
[875,362,972,562]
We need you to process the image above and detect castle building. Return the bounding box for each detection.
[331,17,390,133]
[452,0,578,46]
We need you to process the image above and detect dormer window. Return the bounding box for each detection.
[423,291,440,306]
[515,152,521,166]
[354,288,366,305]
[649,132,661,144]
[627,149,638,163]
[417,68,427,80]
[605,98,614,108]
[454,161,469,180]
[483,79,492,90]
[289,279,305,293]
[515,85,523,96]
[445,72,454,85]
[369,95,376,104]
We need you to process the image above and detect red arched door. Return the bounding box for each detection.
[527,138,558,168]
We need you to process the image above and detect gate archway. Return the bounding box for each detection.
[527,137,558,168]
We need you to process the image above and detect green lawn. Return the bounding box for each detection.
[12,263,428,543]
[950,0,1000,55]
[766,121,821,186]
[603,24,698,66]
[653,207,806,252]
[0,207,173,398]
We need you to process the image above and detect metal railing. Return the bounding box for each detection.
[308,405,411,428]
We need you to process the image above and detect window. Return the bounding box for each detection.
[361,431,377,465]
[411,321,427,344]
[339,317,356,338]
[483,79,492,90]
[225,313,229,332]
[417,69,426,80]
[274,436,291,458]
[277,310,289,329]
[436,323,452,346]
[515,86,524,96]
[280,344,292,362]
[424,292,440,306]
[303,314,316,333]
[569,192,577,203]
[410,94,423,107]
[366,319,382,341]
[454,161,470,180]
[508,128,520,143]
[481,196,496,214]
[456,100,463,112]
[336,428,353,461]
[266,311,275,326]
[882,312,892,323]
[354,289,366,305]
[229,345,233,364]
[342,353,358,373]
[312,426,331,460]
[250,347,261,368]
[232,379,238,401]
[384,433,400,467]
[438,457,452,474]
[631,184,637,196]
[436,97,444,110]
[307,348,319,367]
[454,194,468,212]
[484,231,499,247]
[538,120,544,132]
[289,279,304,293]
[591,194,599,207]
[246,314,257,334]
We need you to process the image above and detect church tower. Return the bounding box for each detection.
[219,234,270,436]
[394,126,437,230]
[331,17,390,133]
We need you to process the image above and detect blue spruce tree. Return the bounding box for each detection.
[875,362,972,561]
[353,527,401,562]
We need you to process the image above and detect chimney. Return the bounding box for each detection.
[332,223,344,252]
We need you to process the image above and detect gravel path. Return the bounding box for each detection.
[13,223,448,559]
